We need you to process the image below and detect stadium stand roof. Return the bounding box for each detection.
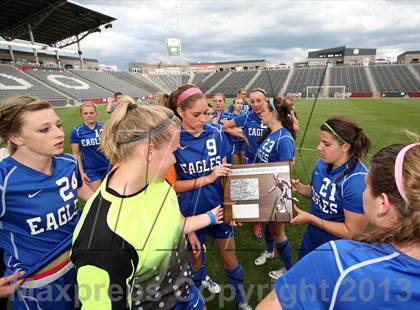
[0,0,115,47]
[310,46,347,54]
[213,59,266,65]
[189,60,266,65]
[0,48,97,62]
[398,51,420,56]
[308,46,376,57]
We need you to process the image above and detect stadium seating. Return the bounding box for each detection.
[286,67,325,94]
[180,75,190,85]
[158,75,189,92]
[27,69,113,100]
[369,64,420,92]
[191,72,211,85]
[130,73,165,93]
[330,66,371,92]
[154,75,173,91]
[145,75,168,92]
[197,71,229,92]
[71,69,148,98]
[211,71,257,97]
[107,71,162,95]
[2,64,420,103]
[248,69,290,96]
[145,74,190,92]
[0,65,68,102]
[412,64,420,76]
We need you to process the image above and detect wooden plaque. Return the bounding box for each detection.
[223,161,294,223]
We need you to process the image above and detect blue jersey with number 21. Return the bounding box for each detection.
[302,158,367,253]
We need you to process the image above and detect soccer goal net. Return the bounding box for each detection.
[305,86,346,99]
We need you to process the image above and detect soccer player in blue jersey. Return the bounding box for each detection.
[255,99,299,269]
[0,96,92,309]
[255,97,296,164]
[205,103,214,123]
[212,93,229,124]
[211,93,236,164]
[224,98,245,164]
[257,143,420,309]
[223,88,267,164]
[70,102,110,191]
[253,97,298,280]
[290,117,371,259]
[72,98,225,309]
[204,103,231,292]
[228,88,250,113]
[223,88,268,239]
[166,85,252,310]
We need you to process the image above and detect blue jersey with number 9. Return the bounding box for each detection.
[175,123,230,216]
[0,154,82,277]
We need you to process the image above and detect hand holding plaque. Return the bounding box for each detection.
[223,162,296,223]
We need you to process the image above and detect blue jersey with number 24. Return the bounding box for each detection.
[0,154,82,277]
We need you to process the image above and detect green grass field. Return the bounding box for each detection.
[56,98,420,309]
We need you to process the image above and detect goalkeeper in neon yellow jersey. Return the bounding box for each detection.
[71,96,223,309]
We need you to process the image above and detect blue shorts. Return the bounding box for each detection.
[85,168,109,182]
[232,141,244,155]
[174,283,205,310]
[244,155,256,164]
[298,225,339,260]
[189,223,234,251]
[11,267,76,310]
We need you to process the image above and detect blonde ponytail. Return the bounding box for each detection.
[101,96,180,165]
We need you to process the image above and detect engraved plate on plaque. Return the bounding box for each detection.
[230,178,259,201]
[223,161,295,223]
[232,204,260,219]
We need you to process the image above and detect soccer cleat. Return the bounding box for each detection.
[201,275,221,294]
[252,223,262,239]
[254,250,275,266]
[268,267,287,280]
[238,303,253,310]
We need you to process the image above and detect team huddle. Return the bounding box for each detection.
[0,85,418,310]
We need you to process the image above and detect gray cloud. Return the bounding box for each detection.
[70,0,420,69]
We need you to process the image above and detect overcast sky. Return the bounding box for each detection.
[69,0,419,70]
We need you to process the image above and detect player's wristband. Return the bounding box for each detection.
[206,211,217,225]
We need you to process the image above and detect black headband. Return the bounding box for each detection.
[117,113,177,145]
